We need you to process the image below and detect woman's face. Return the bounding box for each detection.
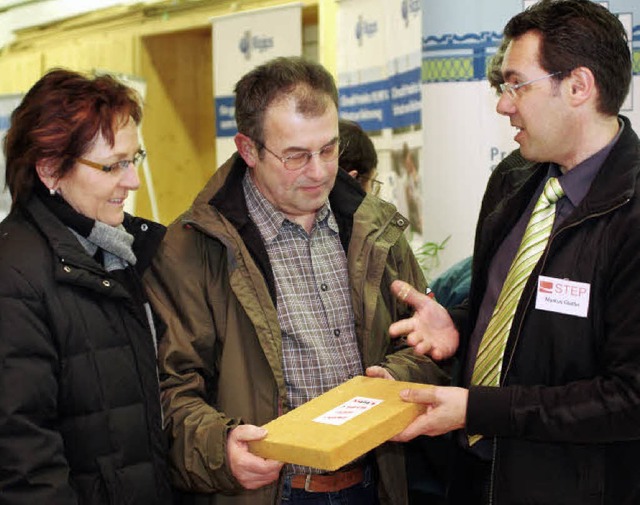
[54,117,141,227]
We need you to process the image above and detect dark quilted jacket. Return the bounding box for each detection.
[0,195,172,504]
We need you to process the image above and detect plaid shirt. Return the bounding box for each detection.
[243,173,363,474]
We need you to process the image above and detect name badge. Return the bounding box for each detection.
[535,275,590,318]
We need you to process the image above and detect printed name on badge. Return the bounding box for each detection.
[535,275,590,317]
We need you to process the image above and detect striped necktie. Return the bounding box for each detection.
[468,177,564,446]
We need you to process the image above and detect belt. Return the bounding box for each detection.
[290,465,365,493]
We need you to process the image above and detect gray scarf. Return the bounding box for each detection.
[71,221,137,272]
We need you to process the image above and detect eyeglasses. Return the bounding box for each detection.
[499,72,562,99]
[359,176,383,196]
[77,149,146,173]
[256,139,342,171]
[369,179,383,196]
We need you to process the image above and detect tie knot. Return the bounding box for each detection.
[542,177,564,205]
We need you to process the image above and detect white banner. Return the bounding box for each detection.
[0,94,23,221]
[384,0,423,252]
[338,0,425,267]
[337,0,390,132]
[212,3,302,165]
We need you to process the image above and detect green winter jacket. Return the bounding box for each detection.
[144,154,450,505]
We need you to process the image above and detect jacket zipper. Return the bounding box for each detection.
[488,438,498,505]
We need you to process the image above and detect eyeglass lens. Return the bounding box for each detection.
[283,142,340,170]
[111,150,146,171]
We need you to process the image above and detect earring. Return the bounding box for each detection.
[49,188,56,196]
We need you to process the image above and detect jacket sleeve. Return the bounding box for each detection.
[376,232,452,386]
[143,228,243,494]
[0,266,77,504]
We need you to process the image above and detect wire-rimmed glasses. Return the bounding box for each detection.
[256,139,343,171]
[499,72,562,99]
[359,176,383,196]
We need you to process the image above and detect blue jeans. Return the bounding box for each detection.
[280,465,379,505]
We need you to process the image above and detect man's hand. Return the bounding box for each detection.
[389,280,460,360]
[365,365,395,380]
[226,425,284,490]
[392,386,468,441]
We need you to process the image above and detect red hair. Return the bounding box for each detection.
[3,68,143,206]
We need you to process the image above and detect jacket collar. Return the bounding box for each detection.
[570,115,639,218]
[24,193,165,276]
[486,115,639,241]
[184,152,410,262]
[203,153,365,229]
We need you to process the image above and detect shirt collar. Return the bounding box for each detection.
[550,117,624,207]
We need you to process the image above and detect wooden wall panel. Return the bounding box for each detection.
[138,29,215,224]
[0,51,42,93]
[41,34,135,76]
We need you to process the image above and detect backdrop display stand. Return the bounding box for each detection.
[212,3,303,166]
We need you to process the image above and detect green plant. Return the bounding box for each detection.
[413,235,450,281]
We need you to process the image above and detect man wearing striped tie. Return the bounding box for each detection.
[387,1,640,504]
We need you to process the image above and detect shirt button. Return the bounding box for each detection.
[334,329,341,337]
[63,266,72,273]
[321,283,328,291]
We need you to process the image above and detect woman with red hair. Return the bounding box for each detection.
[0,69,172,504]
